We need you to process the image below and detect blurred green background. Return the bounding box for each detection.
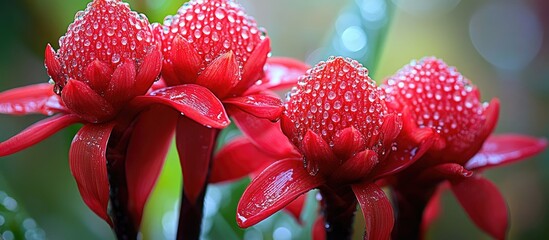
[0,0,547,239]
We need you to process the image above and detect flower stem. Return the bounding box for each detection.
[319,186,358,240]
[106,114,139,239]
[176,187,207,240]
[175,116,220,240]
[391,187,435,240]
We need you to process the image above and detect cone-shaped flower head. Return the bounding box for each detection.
[45,0,162,123]
[158,0,270,99]
[382,57,499,166]
[283,57,401,182]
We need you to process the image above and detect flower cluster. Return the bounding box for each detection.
[0,0,546,239]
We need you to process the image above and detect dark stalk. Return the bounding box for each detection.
[319,186,358,240]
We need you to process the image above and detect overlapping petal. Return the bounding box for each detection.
[0,83,66,115]
[451,176,508,240]
[177,116,219,204]
[352,182,394,240]
[132,85,230,129]
[125,106,177,226]
[224,94,283,121]
[211,137,278,183]
[0,114,81,157]
[466,134,548,171]
[246,57,310,94]
[237,158,324,228]
[69,122,115,225]
[230,108,297,157]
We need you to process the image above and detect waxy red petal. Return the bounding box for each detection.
[352,182,394,240]
[302,130,337,175]
[224,94,283,121]
[196,51,240,98]
[0,114,81,157]
[460,98,501,164]
[451,176,508,240]
[61,79,115,123]
[69,122,115,225]
[177,116,219,204]
[466,134,548,171]
[169,35,202,85]
[132,85,230,128]
[85,59,113,94]
[332,127,365,160]
[247,57,310,94]
[331,150,378,183]
[134,48,162,95]
[0,83,66,115]
[416,163,473,184]
[125,106,177,226]
[233,37,271,94]
[211,137,278,183]
[45,44,63,87]
[104,59,136,106]
[371,107,435,178]
[230,108,297,157]
[237,158,324,228]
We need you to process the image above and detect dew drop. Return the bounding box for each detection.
[111,53,120,64]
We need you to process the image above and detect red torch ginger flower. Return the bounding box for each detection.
[0,0,233,236]
[46,0,160,123]
[235,57,424,240]
[381,57,547,239]
[149,0,308,220]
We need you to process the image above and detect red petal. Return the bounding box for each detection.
[211,137,278,183]
[0,83,66,115]
[230,107,297,157]
[177,116,219,204]
[196,51,240,99]
[284,194,306,224]
[302,130,337,175]
[45,44,63,87]
[237,158,324,228]
[313,216,326,240]
[451,176,508,240]
[332,127,365,160]
[233,37,271,95]
[224,94,283,121]
[132,85,230,128]
[416,163,473,184]
[371,107,435,178]
[104,59,136,106]
[352,182,394,240]
[69,122,115,225]
[134,48,162,95]
[331,150,378,183]
[85,59,113,94]
[466,134,548,171]
[0,114,81,157]
[169,35,201,85]
[246,56,310,94]
[461,98,501,164]
[125,106,177,226]
[61,80,115,123]
[421,183,445,238]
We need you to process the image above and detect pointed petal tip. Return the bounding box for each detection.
[45,44,62,86]
[170,34,202,85]
[134,47,162,95]
[223,94,283,121]
[237,159,323,228]
[196,50,240,98]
